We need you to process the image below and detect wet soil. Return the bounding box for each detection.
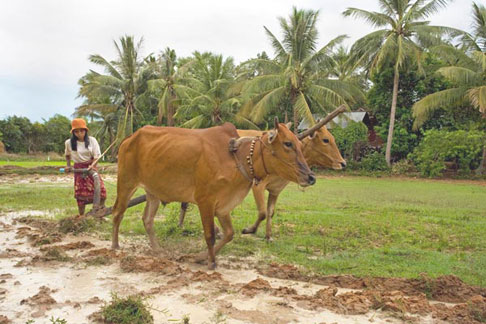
[0,212,485,323]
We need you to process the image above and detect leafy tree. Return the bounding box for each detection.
[78,35,152,143]
[0,116,32,153]
[411,129,485,176]
[330,121,368,160]
[343,0,455,165]
[175,52,257,129]
[43,114,71,153]
[147,48,195,126]
[368,59,453,160]
[241,7,362,132]
[413,2,486,172]
[325,46,369,93]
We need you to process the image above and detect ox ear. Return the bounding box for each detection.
[267,130,278,144]
[267,116,280,144]
[285,122,292,129]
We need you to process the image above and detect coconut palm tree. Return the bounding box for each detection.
[175,52,258,129]
[78,35,149,142]
[325,45,369,92]
[241,7,362,133]
[343,0,455,166]
[413,2,486,172]
[147,48,196,126]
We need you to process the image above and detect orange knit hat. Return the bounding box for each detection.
[71,118,89,133]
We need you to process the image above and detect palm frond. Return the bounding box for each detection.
[76,104,119,115]
[467,85,486,113]
[264,26,287,59]
[307,84,347,109]
[250,87,287,123]
[294,92,315,127]
[181,115,207,129]
[412,87,468,129]
[342,8,393,28]
[89,54,123,79]
[437,66,481,85]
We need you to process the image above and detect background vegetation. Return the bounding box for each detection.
[1,1,485,177]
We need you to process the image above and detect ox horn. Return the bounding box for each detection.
[297,105,347,140]
[274,116,280,129]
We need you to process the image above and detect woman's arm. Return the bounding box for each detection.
[65,155,71,172]
[64,140,72,172]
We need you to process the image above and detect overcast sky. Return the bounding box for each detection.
[0,0,473,122]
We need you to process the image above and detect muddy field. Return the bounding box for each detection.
[0,208,485,324]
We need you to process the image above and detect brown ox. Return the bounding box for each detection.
[178,125,345,240]
[111,120,315,269]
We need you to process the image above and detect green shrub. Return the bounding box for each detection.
[391,159,417,175]
[102,293,153,324]
[411,129,485,177]
[330,121,368,160]
[359,151,389,171]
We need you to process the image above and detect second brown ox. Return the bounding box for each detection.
[111,120,315,269]
[178,125,346,240]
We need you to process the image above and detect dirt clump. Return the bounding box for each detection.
[433,295,486,324]
[272,286,298,297]
[15,219,63,247]
[190,270,223,282]
[260,263,486,303]
[259,262,305,281]
[40,240,95,251]
[120,255,182,276]
[58,215,96,234]
[240,278,272,297]
[16,217,57,232]
[0,248,30,258]
[0,315,10,324]
[0,274,12,280]
[87,296,103,304]
[20,286,57,306]
[425,274,486,303]
[82,248,123,265]
[33,247,72,262]
[83,248,122,258]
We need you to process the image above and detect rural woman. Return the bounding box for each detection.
[64,118,107,217]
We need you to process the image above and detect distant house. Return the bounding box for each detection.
[298,108,383,148]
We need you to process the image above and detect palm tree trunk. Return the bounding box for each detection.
[479,145,486,175]
[291,91,298,134]
[479,113,486,175]
[128,100,134,135]
[385,67,400,167]
[167,87,175,127]
[167,103,174,127]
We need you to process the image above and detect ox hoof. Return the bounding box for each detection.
[242,227,256,235]
[208,262,217,270]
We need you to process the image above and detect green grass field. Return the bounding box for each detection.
[1,175,485,286]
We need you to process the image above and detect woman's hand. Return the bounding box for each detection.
[65,166,71,173]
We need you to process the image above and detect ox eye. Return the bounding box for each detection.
[284,141,292,148]
[323,139,330,143]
